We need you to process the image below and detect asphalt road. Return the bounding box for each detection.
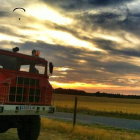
[42,112,140,131]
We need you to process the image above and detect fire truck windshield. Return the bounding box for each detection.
[0,53,46,74]
[20,58,45,74]
[0,54,18,70]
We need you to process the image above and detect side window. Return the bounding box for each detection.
[0,54,18,71]
[20,59,30,73]
[20,65,30,72]
[35,65,45,74]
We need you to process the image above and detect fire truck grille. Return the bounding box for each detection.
[28,89,41,103]
[16,77,39,86]
[9,87,41,103]
[0,76,49,104]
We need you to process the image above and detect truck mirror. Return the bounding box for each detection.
[49,62,53,74]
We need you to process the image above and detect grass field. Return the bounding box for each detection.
[1,118,140,140]
[53,94,140,119]
[1,94,140,140]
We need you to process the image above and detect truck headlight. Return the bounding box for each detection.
[15,106,19,112]
[36,107,40,112]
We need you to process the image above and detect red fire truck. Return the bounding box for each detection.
[0,48,55,140]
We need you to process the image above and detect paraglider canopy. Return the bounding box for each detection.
[13,7,26,12]
[13,8,26,20]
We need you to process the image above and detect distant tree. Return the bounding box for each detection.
[54,88,140,99]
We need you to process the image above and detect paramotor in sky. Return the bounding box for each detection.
[13,8,26,20]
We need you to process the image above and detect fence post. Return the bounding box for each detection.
[73,96,78,129]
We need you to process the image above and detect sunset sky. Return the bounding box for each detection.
[1,0,140,95]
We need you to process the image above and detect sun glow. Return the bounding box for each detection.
[50,81,119,89]
[55,67,74,71]
[18,28,55,44]
[46,30,103,51]
[17,25,102,52]
[94,33,122,42]
[27,4,72,25]
[0,33,22,43]
[79,60,87,63]
[50,81,140,94]
[51,76,65,78]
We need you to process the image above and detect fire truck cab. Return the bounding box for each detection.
[0,48,55,140]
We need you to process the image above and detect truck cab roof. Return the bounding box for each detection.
[0,48,48,75]
[0,49,47,63]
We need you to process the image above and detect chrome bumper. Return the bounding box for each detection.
[0,105,56,115]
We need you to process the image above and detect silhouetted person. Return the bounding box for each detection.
[30,64,39,74]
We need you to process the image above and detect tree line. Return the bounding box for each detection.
[54,88,140,99]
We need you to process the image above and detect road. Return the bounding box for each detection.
[42,112,140,131]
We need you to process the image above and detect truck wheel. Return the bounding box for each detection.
[0,116,12,133]
[17,115,40,140]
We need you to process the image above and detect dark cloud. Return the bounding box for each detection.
[16,41,87,66]
[80,12,120,24]
[0,11,8,17]
[93,38,140,58]
[76,11,140,36]
[41,0,133,10]
[93,38,138,56]
[87,0,132,6]
[102,61,140,75]
[0,25,27,39]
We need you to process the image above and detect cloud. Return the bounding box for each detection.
[1,0,140,94]
[41,0,134,11]
[7,41,138,88]
[87,0,133,6]
[0,11,9,17]
[75,10,140,32]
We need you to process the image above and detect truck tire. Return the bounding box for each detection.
[0,123,10,133]
[0,116,13,133]
[17,115,40,140]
